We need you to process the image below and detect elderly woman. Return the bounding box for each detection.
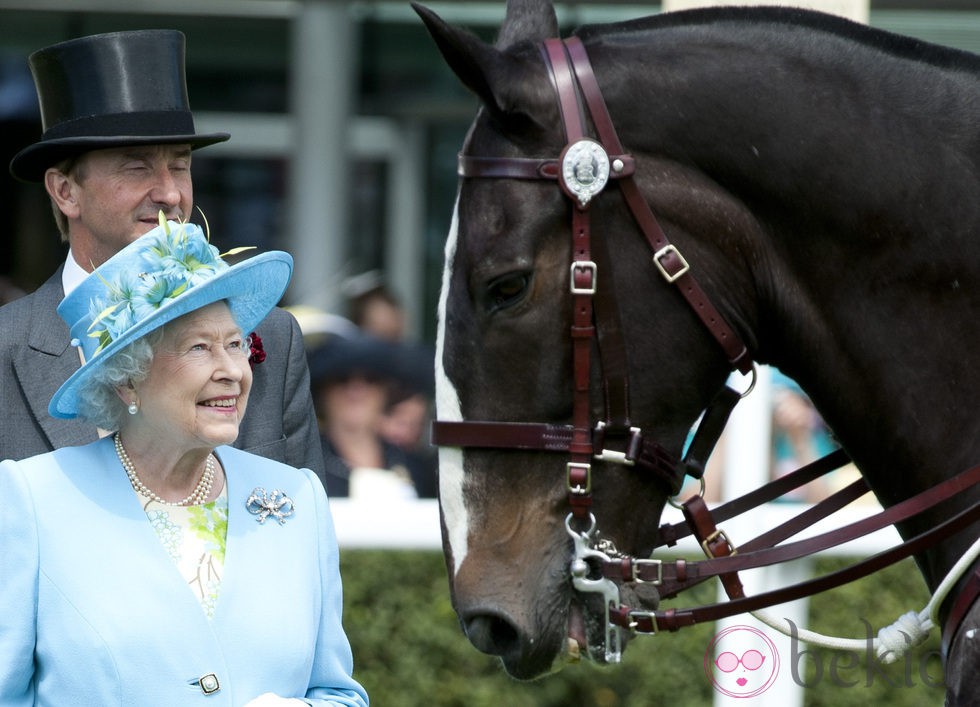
[0,220,368,707]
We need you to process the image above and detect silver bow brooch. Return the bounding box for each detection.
[246,487,295,525]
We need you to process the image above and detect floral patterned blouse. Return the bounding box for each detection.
[136,486,229,619]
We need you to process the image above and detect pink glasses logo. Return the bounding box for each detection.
[704,625,780,698]
[716,648,767,674]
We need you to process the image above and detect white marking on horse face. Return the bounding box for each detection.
[436,196,468,576]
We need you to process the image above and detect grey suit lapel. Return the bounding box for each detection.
[13,272,98,449]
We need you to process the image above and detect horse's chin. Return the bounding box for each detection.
[493,598,618,680]
[565,583,658,670]
[563,597,635,669]
[495,585,659,679]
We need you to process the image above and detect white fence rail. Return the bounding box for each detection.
[328,498,897,555]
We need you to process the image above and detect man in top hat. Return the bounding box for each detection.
[0,29,323,473]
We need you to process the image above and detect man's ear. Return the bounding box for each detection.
[44,167,80,220]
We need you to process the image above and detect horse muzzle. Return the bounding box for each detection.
[458,603,568,680]
[457,595,623,679]
[452,517,662,679]
[451,542,587,679]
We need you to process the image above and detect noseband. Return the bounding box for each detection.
[432,36,980,663]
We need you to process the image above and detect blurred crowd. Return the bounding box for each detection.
[292,271,438,500]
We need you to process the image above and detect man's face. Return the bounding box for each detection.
[63,143,194,270]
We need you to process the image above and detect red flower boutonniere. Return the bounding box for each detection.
[248,331,266,368]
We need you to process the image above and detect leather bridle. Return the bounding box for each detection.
[433,35,753,519]
[431,35,980,662]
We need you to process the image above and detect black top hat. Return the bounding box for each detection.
[9,29,230,183]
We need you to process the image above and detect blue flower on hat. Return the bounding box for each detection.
[145,221,227,287]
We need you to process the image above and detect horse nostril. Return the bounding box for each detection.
[462,611,521,657]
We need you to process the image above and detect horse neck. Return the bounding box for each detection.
[595,20,980,585]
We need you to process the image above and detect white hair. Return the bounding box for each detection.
[73,329,164,431]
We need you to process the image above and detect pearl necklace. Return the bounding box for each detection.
[114,433,216,506]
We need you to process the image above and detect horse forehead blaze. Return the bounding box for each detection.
[435,197,470,577]
[437,201,562,578]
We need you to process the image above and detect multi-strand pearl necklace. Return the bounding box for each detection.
[114,432,216,506]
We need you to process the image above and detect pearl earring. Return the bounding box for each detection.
[127,401,139,416]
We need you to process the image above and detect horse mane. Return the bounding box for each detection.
[575,6,980,73]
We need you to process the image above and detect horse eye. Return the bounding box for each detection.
[485,272,530,313]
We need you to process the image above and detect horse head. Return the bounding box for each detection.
[417,0,756,678]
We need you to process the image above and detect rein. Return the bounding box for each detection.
[432,35,980,661]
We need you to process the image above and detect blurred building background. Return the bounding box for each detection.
[1,0,979,343]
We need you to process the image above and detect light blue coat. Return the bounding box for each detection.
[0,438,369,706]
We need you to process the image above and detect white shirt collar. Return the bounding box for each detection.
[61,250,89,296]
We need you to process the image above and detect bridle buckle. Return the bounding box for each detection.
[566,462,592,495]
[700,528,737,558]
[569,260,598,295]
[593,422,641,466]
[627,609,659,633]
[631,558,663,585]
[653,244,690,283]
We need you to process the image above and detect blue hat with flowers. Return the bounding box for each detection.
[49,217,292,419]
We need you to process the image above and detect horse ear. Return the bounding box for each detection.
[495,0,560,49]
[413,2,556,127]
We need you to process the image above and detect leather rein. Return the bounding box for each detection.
[431,36,980,661]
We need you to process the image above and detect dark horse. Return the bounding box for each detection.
[417,0,980,699]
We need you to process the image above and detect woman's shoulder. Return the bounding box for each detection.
[0,439,115,507]
[3,438,109,473]
[216,445,323,492]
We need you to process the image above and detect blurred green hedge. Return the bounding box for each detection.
[339,551,944,706]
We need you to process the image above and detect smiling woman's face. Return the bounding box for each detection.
[128,300,252,452]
